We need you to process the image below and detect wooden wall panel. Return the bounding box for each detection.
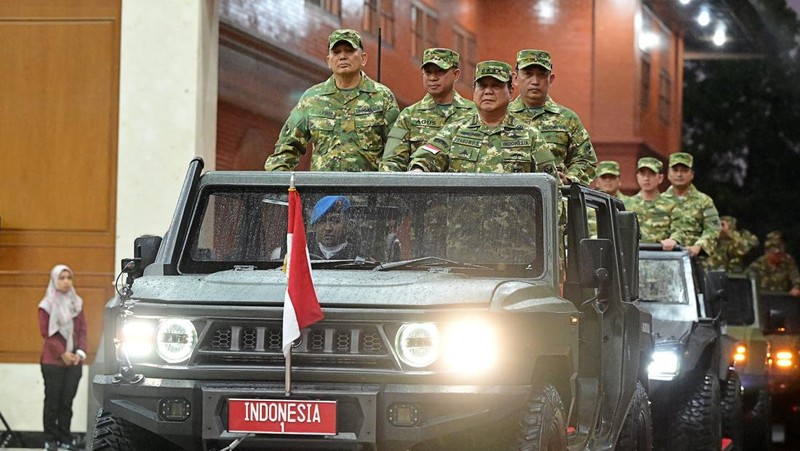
[0,0,120,364]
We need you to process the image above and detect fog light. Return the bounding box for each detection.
[387,403,420,427]
[159,398,191,422]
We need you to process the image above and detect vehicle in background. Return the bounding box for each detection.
[721,274,772,449]
[91,159,654,451]
[762,291,800,445]
[638,245,742,451]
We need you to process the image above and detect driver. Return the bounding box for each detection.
[309,196,361,260]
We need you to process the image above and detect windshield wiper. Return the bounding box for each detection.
[373,256,491,272]
[309,258,381,269]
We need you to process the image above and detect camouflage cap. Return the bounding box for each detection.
[421,48,459,70]
[474,60,512,83]
[720,215,737,228]
[596,160,621,177]
[516,49,553,71]
[328,29,362,51]
[637,157,663,173]
[669,152,694,168]
[765,231,785,251]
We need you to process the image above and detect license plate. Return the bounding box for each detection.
[228,398,337,435]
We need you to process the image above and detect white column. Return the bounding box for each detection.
[116,0,218,263]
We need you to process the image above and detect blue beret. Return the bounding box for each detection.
[311,196,350,225]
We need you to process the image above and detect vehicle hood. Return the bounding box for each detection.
[128,269,563,309]
[650,318,693,344]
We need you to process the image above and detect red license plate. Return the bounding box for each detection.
[228,398,337,435]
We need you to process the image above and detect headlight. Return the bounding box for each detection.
[155,319,198,364]
[442,321,498,373]
[121,320,156,358]
[775,350,794,369]
[649,349,681,380]
[734,344,747,364]
[396,323,439,368]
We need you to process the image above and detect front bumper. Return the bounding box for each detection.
[94,375,532,451]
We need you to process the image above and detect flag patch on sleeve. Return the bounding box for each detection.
[421,144,442,155]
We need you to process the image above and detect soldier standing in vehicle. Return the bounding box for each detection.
[626,157,682,249]
[746,231,800,296]
[264,29,400,172]
[379,48,475,172]
[509,49,597,185]
[593,161,629,201]
[661,152,721,257]
[407,60,557,174]
[705,216,759,272]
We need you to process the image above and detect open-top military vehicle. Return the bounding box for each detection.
[92,159,653,450]
[720,274,772,449]
[637,246,742,451]
[762,291,800,444]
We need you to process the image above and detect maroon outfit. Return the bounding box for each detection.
[38,309,88,366]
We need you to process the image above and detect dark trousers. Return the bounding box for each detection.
[41,363,82,443]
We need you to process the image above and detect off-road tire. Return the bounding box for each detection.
[657,372,721,451]
[512,384,567,451]
[616,381,653,451]
[743,388,771,450]
[92,408,175,451]
[720,370,743,450]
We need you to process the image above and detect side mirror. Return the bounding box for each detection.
[121,235,163,280]
[705,270,727,304]
[579,238,612,289]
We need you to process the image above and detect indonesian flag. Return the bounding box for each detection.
[282,187,324,358]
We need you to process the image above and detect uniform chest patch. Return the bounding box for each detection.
[502,139,531,148]
[411,118,439,126]
[354,106,383,115]
[453,136,481,147]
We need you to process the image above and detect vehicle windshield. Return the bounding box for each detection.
[638,258,688,304]
[180,185,544,276]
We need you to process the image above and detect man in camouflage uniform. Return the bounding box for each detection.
[509,49,597,185]
[379,48,475,172]
[264,29,400,172]
[662,152,721,257]
[705,216,759,272]
[626,157,682,248]
[594,161,629,201]
[407,60,559,263]
[407,60,557,174]
[746,231,800,296]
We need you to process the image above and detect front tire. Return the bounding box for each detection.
[673,372,722,451]
[513,384,567,451]
[616,381,653,451]
[720,370,743,450]
[92,409,175,451]
[743,388,771,450]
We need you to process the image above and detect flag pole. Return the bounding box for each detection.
[285,172,295,397]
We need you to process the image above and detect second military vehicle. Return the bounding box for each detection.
[638,246,742,451]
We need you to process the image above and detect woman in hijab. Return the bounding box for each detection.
[38,264,87,451]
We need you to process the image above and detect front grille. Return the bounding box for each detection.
[195,321,396,370]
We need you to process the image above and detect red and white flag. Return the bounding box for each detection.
[282,187,324,358]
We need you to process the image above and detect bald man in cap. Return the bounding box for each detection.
[510,49,597,185]
[380,48,476,171]
[662,152,721,257]
[408,60,556,174]
[265,29,399,172]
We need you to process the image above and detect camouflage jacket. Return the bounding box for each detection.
[265,72,400,172]
[379,92,475,172]
[746,254,800,291]
[705,228,759,272]
[407,113,558,175]
[662,184,721,255]
[508,96,597,185]
[625,192,679,243]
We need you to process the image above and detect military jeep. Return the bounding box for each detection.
[762,291,800,444]
[637,246,742,450]
[92,158,653,450]
[719,274,772,449]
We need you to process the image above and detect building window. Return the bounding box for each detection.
[640,54,651,111]
[363,0,395,46]
[411,3,438,61]
[453,25,477,82]
[307,0,341,18]
[658,69,671,124]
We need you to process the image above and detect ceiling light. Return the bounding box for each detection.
[679,0,691,5]
[697,8,711,27]
[713,25,727,46]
